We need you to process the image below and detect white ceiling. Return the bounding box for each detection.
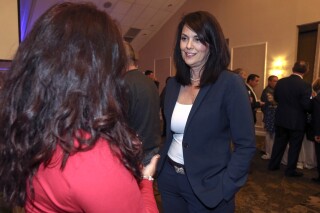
[26,0,186,51]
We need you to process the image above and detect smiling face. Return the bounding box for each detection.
[180,25,210,72]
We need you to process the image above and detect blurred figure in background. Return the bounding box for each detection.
[246,74,264,124]
[261,75,278,160]
[233,68,247,82]
[145,70,160,89]
[0,3,159,212]
[268,61,312,177]
[124,41,161,166]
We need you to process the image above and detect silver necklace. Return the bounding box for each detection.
[190,77,200,81]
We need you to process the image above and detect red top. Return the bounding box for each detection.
[25,138,158,213]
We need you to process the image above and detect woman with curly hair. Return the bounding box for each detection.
[0,2,159,213]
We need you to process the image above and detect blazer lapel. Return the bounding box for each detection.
[166,80,181,131]
[185,84,212,132]
[166,80,213,136]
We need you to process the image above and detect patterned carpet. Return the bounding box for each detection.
[235,136,320,213]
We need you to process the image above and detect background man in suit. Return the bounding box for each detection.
[246,74,264,124]
[268,61,312,177]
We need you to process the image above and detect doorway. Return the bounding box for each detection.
[297,22,320,83]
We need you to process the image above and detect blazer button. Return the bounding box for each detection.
[183,143,189,148]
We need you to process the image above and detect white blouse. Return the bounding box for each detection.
[167,102,192,165]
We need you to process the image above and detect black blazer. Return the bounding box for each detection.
[274,74,312,131]
[157,70,256,208]
[246,85,261,123]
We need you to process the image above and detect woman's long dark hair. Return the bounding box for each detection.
[0,2,142,205]
[174,11,230,87]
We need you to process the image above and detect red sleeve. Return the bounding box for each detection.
[139,180,159,213]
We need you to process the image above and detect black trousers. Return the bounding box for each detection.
[157,159,235,213]
[314,142,320,175]
[268,126,304,174]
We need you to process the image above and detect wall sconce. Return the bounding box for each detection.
[270,57,287,78]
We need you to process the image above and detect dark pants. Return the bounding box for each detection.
[157,159,235,213]
[314,142,320,175]
[268,126,304,174]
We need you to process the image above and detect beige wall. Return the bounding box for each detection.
[139,0,320,89]
[0,0,19,60]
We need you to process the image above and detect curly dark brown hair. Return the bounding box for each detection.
[0,2,142,205]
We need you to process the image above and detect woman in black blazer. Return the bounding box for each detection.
[156,11,256,212]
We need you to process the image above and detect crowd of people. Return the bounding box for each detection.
[0,1,319,213]
[234,62,320,180]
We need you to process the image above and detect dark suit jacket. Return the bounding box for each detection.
[246,85,261,123]
[312,93,320,137]
[274,74,312,131]
[157,70,256,208]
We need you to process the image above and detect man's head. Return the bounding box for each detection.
[234,68,247,81]
[123,41,138,70]
[145,70,155,80]
[247,74,260,88]
[292,60,309,75]
[268,75,278,88]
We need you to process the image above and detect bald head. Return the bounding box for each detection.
[292,60,309,74]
